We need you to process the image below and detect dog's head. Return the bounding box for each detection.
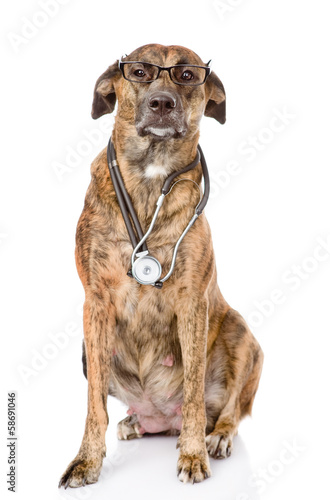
[91,44,225,141]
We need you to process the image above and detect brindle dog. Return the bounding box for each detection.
[59,44,263,487]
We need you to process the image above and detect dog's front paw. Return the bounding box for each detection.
[58,455,103,489]
[206,432,233,459]
[177,451,211,484]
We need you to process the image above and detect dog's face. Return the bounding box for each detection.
[91,44,226,141]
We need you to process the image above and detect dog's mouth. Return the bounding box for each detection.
[139,123,187,140]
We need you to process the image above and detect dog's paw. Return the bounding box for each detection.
[177,452,211,484]
[117,414,144,440]
[58,456,103,489]
[205,432,233,459]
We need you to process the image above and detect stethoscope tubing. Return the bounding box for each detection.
[131,193,165,266]
[107,140,148,252]
[107,139,210,287]
[159,212,199,283]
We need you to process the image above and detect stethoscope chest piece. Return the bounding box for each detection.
[131,253,162,285]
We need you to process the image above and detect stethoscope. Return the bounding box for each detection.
[107,139,210,289]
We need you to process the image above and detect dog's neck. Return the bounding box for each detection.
[111,125,201,221]
[112,125,199,173]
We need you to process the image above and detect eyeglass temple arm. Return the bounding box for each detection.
[118,55,128,66]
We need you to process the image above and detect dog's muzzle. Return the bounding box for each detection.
[135,90,188,139]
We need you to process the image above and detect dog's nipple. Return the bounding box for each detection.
[161,354,174,367]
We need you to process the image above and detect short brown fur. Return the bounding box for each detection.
[59,44,263,488]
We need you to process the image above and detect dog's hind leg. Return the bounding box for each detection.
[205,309,263,459]
[117,415,144,440]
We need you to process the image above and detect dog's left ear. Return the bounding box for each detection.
[204,71,226,125]
[91,61,121,119]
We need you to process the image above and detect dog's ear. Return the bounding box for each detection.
[204,70,226,125]
[91,61,121,119]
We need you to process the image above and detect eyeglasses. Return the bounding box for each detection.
[119,60,212,86]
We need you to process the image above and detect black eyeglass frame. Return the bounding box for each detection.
[119,60,212,86]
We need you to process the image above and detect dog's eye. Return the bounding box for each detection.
[133,69,145,78]
[181,70,194,81]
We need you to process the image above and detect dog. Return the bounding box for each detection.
[59,43,263,487]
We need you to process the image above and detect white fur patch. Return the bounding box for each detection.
[144,164,169,178]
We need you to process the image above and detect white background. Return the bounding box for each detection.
[1,0,330,499]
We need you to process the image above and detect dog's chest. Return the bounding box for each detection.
[112,283,180,370]
[109,282,184,422]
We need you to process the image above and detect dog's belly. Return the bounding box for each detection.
[109,285,184,433]
[110,345,184,433]
[126,396,182,434]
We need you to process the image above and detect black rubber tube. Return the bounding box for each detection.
[195,144,210,216]
[109,167,139,248]
[107,142,139,248]
[161,149,201,195]
[109,141,148,253]
[112,166,148,251]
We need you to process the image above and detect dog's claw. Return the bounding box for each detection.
[177,452,211,484]
[59,456,103,489]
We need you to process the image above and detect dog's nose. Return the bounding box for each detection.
[148,92,176,116]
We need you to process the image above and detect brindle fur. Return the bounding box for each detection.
[59,44,263,488]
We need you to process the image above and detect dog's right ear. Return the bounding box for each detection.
[91,61,121,119]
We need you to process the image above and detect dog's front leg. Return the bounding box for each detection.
[176,297,211,483]
[59,294,115,488]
